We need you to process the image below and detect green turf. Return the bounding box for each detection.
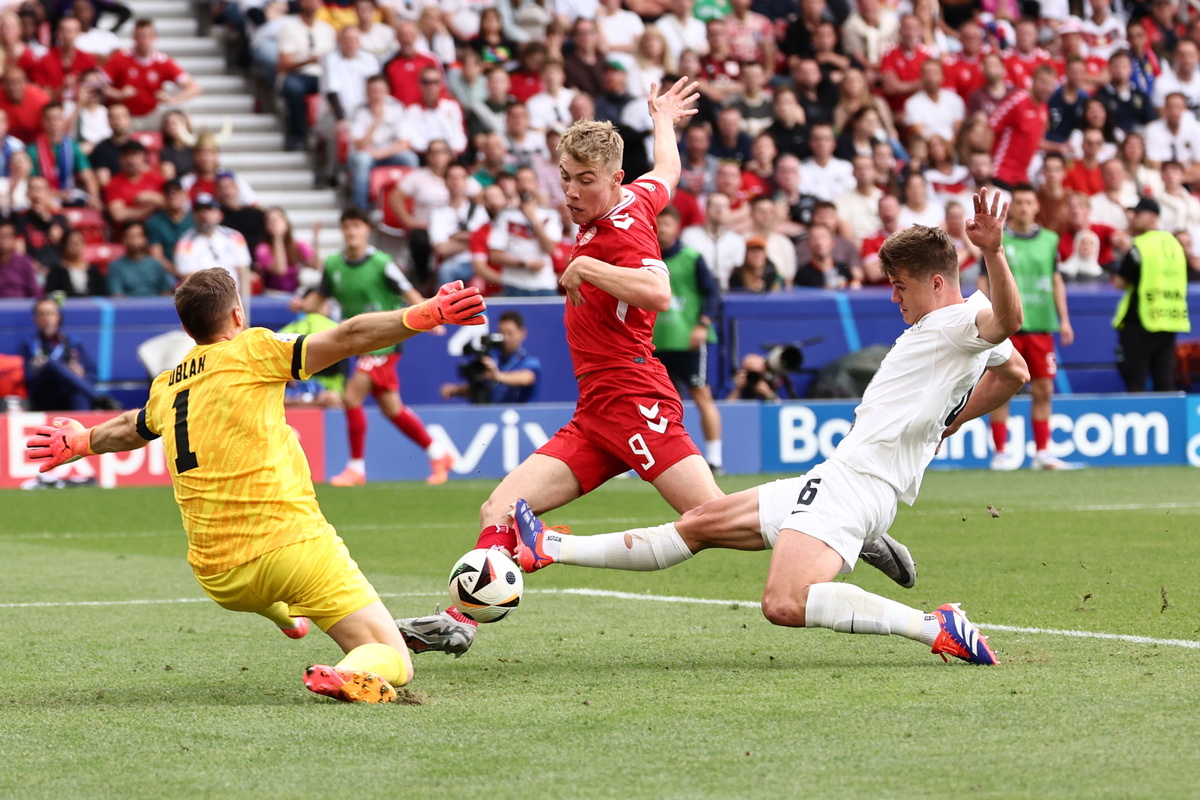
[1,468,1199,799]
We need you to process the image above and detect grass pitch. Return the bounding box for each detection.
[2,467,1199,799]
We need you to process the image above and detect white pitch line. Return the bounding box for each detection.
[4,586,1197,651]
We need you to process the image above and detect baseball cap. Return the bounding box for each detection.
[194,192,219,210]
[1129,197,1160,215]
[746,236,767,250]
[605,60,627,72]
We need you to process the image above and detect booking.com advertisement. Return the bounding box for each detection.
[2,396,1196,488]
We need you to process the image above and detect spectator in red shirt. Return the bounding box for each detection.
[102,19,202,118]
[1059,190,1128,270]
[32,15,98,100]
[989,64,1056,189]
[1003,17,1056,91]
[968,52,1012,119]
[942,21,988,101]
[0,66,50,143]
[879,14,933,112]
[509,42,547,103]
[1063,128,1107,195]
[383,21,441,106]
[104,140,164,228]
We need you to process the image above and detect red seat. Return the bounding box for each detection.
[306,93,322,127]
[368,165,410,207]
[63,207,108,244]
[85,242,126,272]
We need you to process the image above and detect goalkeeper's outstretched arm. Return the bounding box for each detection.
[25,411,150,473]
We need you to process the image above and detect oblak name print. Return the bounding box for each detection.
[167,355,206,387]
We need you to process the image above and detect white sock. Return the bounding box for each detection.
[346,458,365,473]
[706,440,723,468]
[558,523,694,571]
[805,583,936,644]
[426,441,446,459]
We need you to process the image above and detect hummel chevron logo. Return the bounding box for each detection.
[638,403,668,433]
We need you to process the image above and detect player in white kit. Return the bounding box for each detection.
[513,189,1029,664]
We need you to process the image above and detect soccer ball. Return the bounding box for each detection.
[448,548,524,623]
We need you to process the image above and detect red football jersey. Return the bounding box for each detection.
[989,90,1048,187]
[102,49,187,117]
[564,175,671,378]
[1003,48,1055,90]
[943,49,989,101]
[880,43,933,110]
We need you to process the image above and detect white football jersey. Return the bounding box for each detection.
[833,291,1013,505]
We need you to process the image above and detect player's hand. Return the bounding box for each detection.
[965,187,1008,253]
[403,281,486,331]
[25,417,93,473]
[689,324,708,350]
[1060,318,1074,347]
[560,256,591,306]
[647,76,701,126]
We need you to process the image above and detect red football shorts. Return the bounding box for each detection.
[1011,332,1057,380]
[536,369,702,493]
[355,352,401,394]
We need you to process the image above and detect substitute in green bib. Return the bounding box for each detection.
[652,205,724,473]
[980,184,1078,471]
[1113,198,1191,391]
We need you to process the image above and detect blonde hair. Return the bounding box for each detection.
[558,119,624,173]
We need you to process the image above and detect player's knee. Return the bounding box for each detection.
[761,585,809,628]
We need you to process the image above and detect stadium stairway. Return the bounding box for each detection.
[123,0,346,256]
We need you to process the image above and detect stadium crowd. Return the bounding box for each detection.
[0,0,1197,373]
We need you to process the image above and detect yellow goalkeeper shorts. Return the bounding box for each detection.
[194,532,379,632]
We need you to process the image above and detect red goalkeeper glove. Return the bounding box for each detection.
[25,417,93,473]
[402,281,487,332]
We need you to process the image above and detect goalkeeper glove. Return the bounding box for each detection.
[25,417,93,473]
[402,281,486,332]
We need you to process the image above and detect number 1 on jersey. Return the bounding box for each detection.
[172,388,199,473]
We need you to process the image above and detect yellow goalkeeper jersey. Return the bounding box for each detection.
[138,327,334,576]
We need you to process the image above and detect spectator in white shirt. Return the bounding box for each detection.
[488,166,563,296]
[347,74,418,209]
[835,155,883,245]
[799,124,855,202]
[747,194,797,287]
[277,0,337,151]
[316,26,379,178]
[1089,159,1138,231]
[1145,92,1200,179]
[903,58,966,143]
[527,59,577,132]
[405,67,468,156]
[174,193,253,310]
[431,162,491,285]
[1158,159,1200,233]
[681,192,747,289]
[656,0,708,62]
[504,102,550,167]
[1152,39,1200,111]
[896,172,944,228]
[596,0,644,56]
[355,0,398,60]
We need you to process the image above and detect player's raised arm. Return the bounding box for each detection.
[642,77,700,190]
[26,411,151,473]
[968,188,1024,343]
[304,281,485,374]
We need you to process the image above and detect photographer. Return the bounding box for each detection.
[441,310,541,404]
[726,351,796,401]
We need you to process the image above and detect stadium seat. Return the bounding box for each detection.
[368,165,410,207]
[85,242,126,271]
[63,207,109,244]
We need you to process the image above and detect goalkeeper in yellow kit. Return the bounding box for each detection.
[25,268,486,704]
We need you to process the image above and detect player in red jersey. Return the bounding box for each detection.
[395,79,917,655]
[102,19,202,118]
[989,65,1056,189]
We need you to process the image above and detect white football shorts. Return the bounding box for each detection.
[757,458,899,574]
